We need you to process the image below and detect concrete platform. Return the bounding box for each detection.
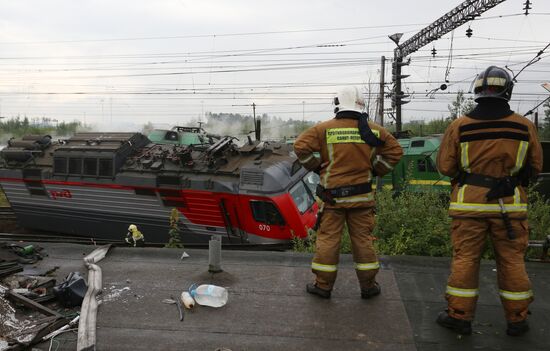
[8,244,549,350]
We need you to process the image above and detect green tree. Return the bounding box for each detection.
[448,90,475,120]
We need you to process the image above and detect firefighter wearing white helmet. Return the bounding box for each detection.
[294,86,403,299]
[436,65,543,336]
[126,224,145,247]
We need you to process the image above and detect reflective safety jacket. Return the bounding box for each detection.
[294,114,403,208]
[128,228,144,241]
[437,112,543,219]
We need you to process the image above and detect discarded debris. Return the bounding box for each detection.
[189,284,228,308]
[77,244,111,351]
[180,251,190,259]
[164,296,184,321]
[53,272,87,307]
[180,291,195,309]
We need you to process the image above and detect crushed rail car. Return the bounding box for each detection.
[0,133,318,245]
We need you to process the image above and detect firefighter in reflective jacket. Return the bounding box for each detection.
[436,66,543,336]
[126,224,145,247]
[294,86,403,299]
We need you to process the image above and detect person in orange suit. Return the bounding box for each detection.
[436,66,543,336]
[294,86,403,299]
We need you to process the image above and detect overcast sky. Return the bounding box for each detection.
[0,0,549,131]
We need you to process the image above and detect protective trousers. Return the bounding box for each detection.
[446,218,533,322]
[311,207,379,291]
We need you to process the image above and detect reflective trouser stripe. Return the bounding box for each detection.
[446,286,479,297]
[499,289,533,301]
[354,262,380,270]
[311,262,337,272]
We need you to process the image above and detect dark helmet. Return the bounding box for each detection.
[473,66,514,102]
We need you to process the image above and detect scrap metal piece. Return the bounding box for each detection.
[77,245,111,351]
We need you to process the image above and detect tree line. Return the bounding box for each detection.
[0,116,84,144]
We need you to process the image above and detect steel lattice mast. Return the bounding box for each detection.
[391,0,507,131]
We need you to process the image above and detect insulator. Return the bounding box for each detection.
[431,47,437,58]
[466,27,473,38]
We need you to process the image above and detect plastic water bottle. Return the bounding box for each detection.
[189,284,228,308]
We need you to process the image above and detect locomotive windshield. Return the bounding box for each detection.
[289,172,319,214]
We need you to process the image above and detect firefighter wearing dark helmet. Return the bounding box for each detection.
[294,86,403,299]
[436,66,543,336]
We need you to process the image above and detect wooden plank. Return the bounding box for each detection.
[7,290,63,317]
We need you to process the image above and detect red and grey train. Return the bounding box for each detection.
[0,133,319,245]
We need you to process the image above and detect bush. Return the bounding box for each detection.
[373,189,452,256]
[292,187,550,259]
[292,189,452,256]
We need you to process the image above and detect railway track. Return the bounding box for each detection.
[0,231,290,250]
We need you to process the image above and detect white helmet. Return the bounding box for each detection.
[333,86,366,114]
[128,224,137,231]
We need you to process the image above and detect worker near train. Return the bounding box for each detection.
[294,86,403,299]
[126,224,145,247]
[436,66,543,336]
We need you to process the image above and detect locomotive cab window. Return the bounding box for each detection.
[290,180,315,214]
[250,201,285,226]
[417,158,437,173]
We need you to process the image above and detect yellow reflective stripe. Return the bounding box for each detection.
[323,143,334,187]
[374,157,393,170]
[446,286,479,298]
[298,154,315,164]
[449,202,527,212]
[475,77,507,87]
[326,128,365,144]
[457,184,467,203]
[311,262,337,272]
[514,186,521,205]
[334,192,374,203]
[511,141,529,175]
[499,289,533,301]
[460,142,470,172]
[372,129,380,138]
[355,261,380,270]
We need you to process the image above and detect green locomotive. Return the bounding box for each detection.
[380,136,450,193]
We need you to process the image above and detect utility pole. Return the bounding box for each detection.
[377,56,385,126]
[252,103,260,141]
[534,111,539,130]
[390,0,507,132]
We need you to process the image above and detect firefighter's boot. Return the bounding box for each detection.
[506,320,529,336]
[361,282,381,299]
[436,311,472,335]
[306,283,331,299]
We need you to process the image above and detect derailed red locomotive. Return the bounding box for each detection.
[0,133,319,245]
